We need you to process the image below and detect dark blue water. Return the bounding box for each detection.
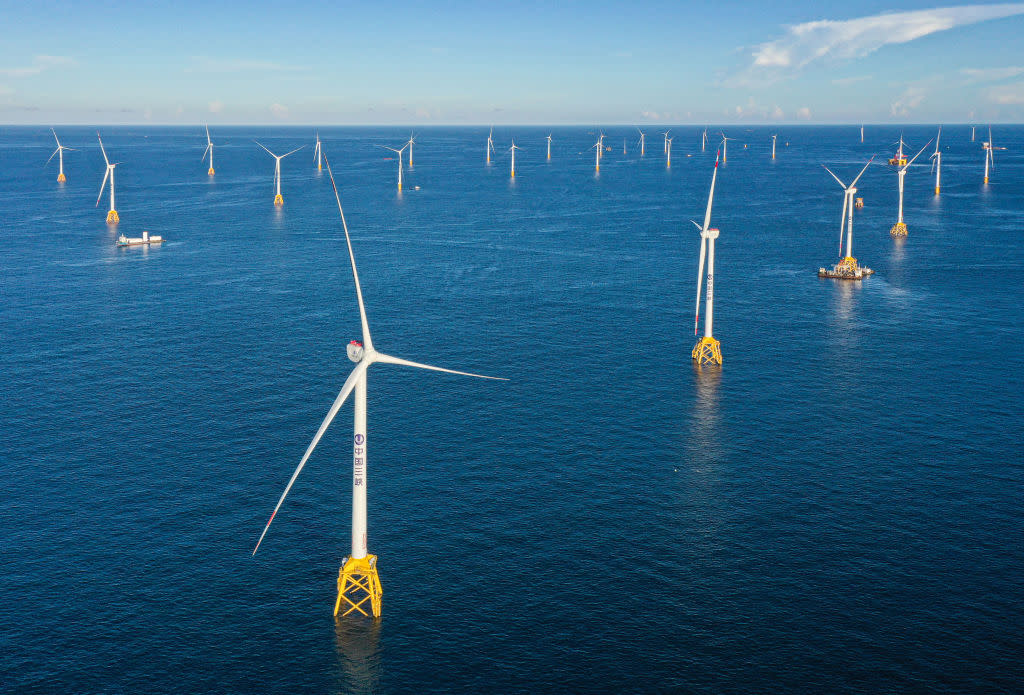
[2,125,1022,693]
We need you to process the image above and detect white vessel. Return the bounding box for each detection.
[116,231,164,247]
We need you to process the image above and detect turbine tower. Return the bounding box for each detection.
[509,141,521,178]
[666,136,673,168]
[890,140,932,236]
[202,125,215,176]
[314,131,323,172]
[592,137,601,172]
[720,133,733,163]
[95,133,119,224]
[46,128,74,183]
[971,125,976,142]
[662,130,670,154]
[637,128,646,156]
[256,141,304,206]
[486,127,495,164]
[252,155,505,619]
[930,126,942,195]
[819,156,875,279]
[982,126,1005,184]
[379,143,409,191]
[702,127,708,152]
[860,125,864,144]
[406,133,416,168]
[692,151,722,366]
[546,134,552,160]
[771,134,777,160]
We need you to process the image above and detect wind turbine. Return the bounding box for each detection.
[598,132,606,159]
[46,128,74,183]
[202,125,215,176]
[890,139,932,236]
[691,150,722,366]
[971,125,976,142]
[662,129,670,154]
[860,125,864,144]
[623,138,627,155]
[379,143,409,191]
[820,156,875,278]
[982,126,1005,184]
[637,128,646,156]
[95,133,119,224]
[546,134,552,160]
[930,126,942,195]
[666,136,673,168]
[406,133,416,168]
[771,134,777,160]
[720,133,733,163]
[702,127,708,152]
[486,127,495,164]
[256,141,304,206]
[509,141,521,178]
[888,134,907,166]
[251,154,505,619]
[592,137,601,172]
[314,131,323,171]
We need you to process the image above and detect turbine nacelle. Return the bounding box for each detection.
[706,227,720,240]
[347,340,365,363]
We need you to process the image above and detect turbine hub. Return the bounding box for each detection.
[347,340,365,363]
[707,227,720,239]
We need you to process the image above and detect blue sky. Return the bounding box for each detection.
[2,0,1024,124]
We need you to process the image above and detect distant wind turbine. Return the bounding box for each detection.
[890,139,932,236]
[930,126,942,195]
[702,127,708,152]
[982,126,1005,185]
[666,136,673,168]
[637,128,646,156]
[546,134,552,160]
[771,134,777,160]
[378,143,409,191]
[202,125,215,176]
[720,133,733,163]
[314,131,323,171]
[486,127,495,164]
[662,129,670,154]
[821,156,875,278]
[509,141,521,178]
[406,133,416,168]
[256,141,304,206]
[46,128,74,183]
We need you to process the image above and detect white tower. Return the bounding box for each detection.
[692,151,722,366]
[256,141,304,206]
[47,128,74,183]
[890,140,932,236]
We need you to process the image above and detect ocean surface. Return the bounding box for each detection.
[2,125,1022,694]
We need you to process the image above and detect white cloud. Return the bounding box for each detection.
[641,110,669,120]
[832,75,872,86]
[187,57,306,73]
[209,100,224,113]
[890,87,927,116]
[797,106,812,120]
[739,4,1024,82]
[270,103,289,119]
[961,66,1024,82]
[0,54,76,77]
[144,107,153,120]
[415,106,432,119]
[771,105,784,119]
[988,81,1024,103]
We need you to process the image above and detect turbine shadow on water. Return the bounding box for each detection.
[333,616,383,695]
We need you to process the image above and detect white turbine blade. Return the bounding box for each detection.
[905,140,933,169]
[822,165,847,189]
[324,155,373,350]
[205,124,212,146]
[255,141,277,157]
[849,155,875,188]
[280,146,305,159]
[202,143,212,162]
[252,361,368,555]
[373,352,507,380]
[95,168,110,206]
[46,147,60,165]
[935,126,941,152]
[690,220,702,231]
[701,151,720,232]
[51,128,61,147]
[97,134,110,165]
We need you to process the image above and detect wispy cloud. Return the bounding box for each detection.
[735,4,1024,83]
[187,57,307,73]
[890,87,928,116]
[831,75,873,86]
[209,100,224,113]
[0,55,76,77]
[270,103,289,119]
[988,81,1024,103]
[961,66,1024,82]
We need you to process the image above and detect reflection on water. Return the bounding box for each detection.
[689,364,722,461]
[831,278,862,329]
[891,235,906,264]
[333,616,384,695]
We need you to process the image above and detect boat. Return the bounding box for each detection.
[818,257,874,280]
[116,231,164,247]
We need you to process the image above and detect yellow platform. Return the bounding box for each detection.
[890,221,908,237]
[106,209,119,224]
[208,167,215,176]
[334,555,382,618]
[57,173,66,183]
[274,194,283,206]
[692,336,722,366]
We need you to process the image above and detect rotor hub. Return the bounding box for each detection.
[347,340,365,363]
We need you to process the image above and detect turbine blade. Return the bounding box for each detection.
[849,155,875,188]
[254,141,277,158]
[905,140,932,169]
[690,220,702,231]
[281,146,305,158]
[96,168,110,207]
[373,352,507,380]
[202,143,211,162]
[251,361,368,555]
[324,155,373,350]
[822,165,846,189]
[46,148,59,165]
[97,134,110,165]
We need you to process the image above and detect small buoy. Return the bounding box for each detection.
[414,185,420,190]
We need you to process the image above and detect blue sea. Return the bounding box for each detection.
[2,125,1022,693]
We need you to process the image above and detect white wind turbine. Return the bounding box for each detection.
[46,128,74,183]
[252,154,505,619]
[662,129,671,154]
[546,133,552,160]
[982,126,1005,184]
[890,139,932,236]
[930,126,942,195]
[95,133,119,224]
[202,125,215,176]
[509,141,521,178]
[821,156,875,277]
[406,133,416,168]
[379,143,409,191]
[860,125,864,144]
[771,134,777,160]
[720,133,733,163]
[666,136,673,168]
[486,127,495,164]
[256,141,304,206]
[598,132,606,160]
[691,150,722,366]
[702,127,708,152]
[314,130,323,171]
[971,125,976,142]
[637,128,646,156]
[591,137,601,172]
